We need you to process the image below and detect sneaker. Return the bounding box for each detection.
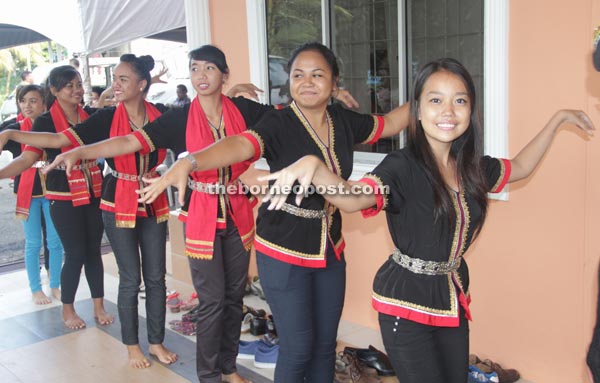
[254,341,279,369]
[238,339,264,360]
[468,365,499,383]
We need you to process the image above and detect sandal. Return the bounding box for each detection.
[166,291,183,313]
[169,320,196,336]
[180,292,199,311]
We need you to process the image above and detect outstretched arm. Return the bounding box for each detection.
[43,135,143,176]
[259,155,377,213]
[137,135,256,205]
[381,102,410,138]
[509,109,594,183]
[226,84,264,101]
[0,151,40,179]
[0,129,70,151]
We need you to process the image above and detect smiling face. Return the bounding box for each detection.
[417,70,471,151]
[52,74,84,107]
[19,90,45,120]
[112,62,146,103]
[289,50,336,110]
[190,59,227,98]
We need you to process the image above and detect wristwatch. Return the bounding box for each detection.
[185,153,198,171]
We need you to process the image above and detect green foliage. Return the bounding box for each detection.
[0,42,63,102]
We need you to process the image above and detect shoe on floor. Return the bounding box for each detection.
[468,365,499,383]
[254,341,279,369]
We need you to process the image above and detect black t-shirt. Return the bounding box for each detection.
[363,147,510,325]
[67,104,169,213]
[31,106,98,197]
[248,102,382,265]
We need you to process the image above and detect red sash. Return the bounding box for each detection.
[108,101,168,227]
[15,118,40,219]
[49,101,101,206]
[184,96,255,259]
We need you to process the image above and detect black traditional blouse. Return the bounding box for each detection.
[27,107,98,200]
[360,148,511,327]
[241,102,384,268]
[65,104,169,216]
[132,97,273,221]
[2,121,45,196]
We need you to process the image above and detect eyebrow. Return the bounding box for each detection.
[292,68,325,72]
[426,91,469,97]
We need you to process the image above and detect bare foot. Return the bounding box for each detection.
[222,372,253,383]
[93,298,114,325]
[51,288,61,301]
[63,304,86,329]
[127,345,151,369]
[32,291,51,305]
[149,343,178,364]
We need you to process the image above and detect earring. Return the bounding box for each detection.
[140,88,144,91]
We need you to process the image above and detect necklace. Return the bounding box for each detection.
[128,110,147,131]
[208,115,223,131]
[66,114,80,126]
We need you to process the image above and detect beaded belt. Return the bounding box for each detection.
[108,169,157,182]
[31,161,48,169]
[55,161,99,171]
[188,179,225,194]
[391,248,461,275]
[280,202,329,219]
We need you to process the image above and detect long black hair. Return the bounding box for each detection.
[44,65,80,109]
[408,58,488,237]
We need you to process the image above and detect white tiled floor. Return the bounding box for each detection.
[0,250,533,383]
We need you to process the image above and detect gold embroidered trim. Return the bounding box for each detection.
[65,128,85,146]
[244,130,265,159]
[255,223,328,260]
[137,129,156,152]
[372,274,458,316]
[361,115,379,144]
[491,158,506,192]
[361,174,388,210]
[290,101,341,176]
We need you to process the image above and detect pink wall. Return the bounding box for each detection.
[209,1,600,381]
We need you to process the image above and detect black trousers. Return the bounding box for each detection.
[50,198,105,304]
[188,219,250,383]
[379,307,469,383]
[102,211,167,345]
[257,246,346,383]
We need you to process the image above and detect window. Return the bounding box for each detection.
[247,0,508,197]
[263,0,483,155]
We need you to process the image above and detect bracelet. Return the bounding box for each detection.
[185,153,198,171]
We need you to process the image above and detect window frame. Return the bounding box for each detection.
[245,0,509,200]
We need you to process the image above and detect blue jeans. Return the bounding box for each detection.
[102,211,167,345]
[23,197,63,292]
[257,247,346,383]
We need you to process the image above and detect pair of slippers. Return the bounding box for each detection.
[167,291,199,313]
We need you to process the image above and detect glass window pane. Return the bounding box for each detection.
[407,0,484,123]
[266,0,323,106]
[332,0,401,153]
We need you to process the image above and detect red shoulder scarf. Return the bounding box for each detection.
[108,101,168,228]
[15,118,42,219]
[184,96,255,259]
[49,100,102,206]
